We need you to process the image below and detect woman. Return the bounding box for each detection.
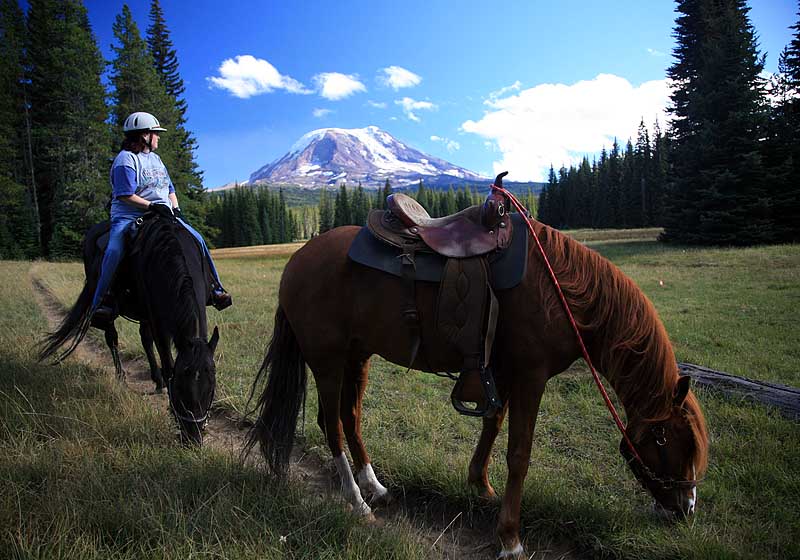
[91,111,231,324]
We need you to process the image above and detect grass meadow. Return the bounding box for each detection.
[3,228,799,559]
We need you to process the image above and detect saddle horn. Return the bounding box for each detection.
[493,171,509,189]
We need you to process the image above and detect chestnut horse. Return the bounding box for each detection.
[247,219,709,558]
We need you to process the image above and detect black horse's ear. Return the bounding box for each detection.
[673,375,691,406]
[209,326,219,353]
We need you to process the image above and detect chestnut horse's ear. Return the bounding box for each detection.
[209,326,220,353]
[673,375,691,406]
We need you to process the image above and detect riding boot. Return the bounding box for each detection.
[209,286,232,310]
[91,294,117,328]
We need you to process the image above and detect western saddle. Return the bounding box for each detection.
[366,172,514,417]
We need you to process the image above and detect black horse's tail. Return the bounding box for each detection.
[38,223,105,364]
[36,277,94,363]
[244,305,307,478]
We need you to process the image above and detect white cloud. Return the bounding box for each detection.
[367,100,387,109]
[207,55,310,98]
[488,80,522,100]
[396,97,437,122]
[461,73,671,181]
[647,48,666,57]
[379,66,422,90]
[430,135,460,152]
[313,108,333,118]
[314,72,366,100]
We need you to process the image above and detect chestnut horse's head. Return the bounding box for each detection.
[621,376,709,518]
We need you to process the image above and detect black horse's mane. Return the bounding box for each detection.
[135,217,206,349]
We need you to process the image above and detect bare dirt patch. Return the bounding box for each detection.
[30,272,578,560]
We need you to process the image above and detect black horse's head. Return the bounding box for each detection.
[169,326,219,445]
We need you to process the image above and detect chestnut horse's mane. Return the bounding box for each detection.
[534,223,708,475]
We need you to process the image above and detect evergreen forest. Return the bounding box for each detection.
[0,0,798,259]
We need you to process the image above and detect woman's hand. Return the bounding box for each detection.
[149,202,174,220]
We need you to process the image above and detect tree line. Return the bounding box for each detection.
[539,0,800,245]
[538,120,669,229]
[0,0,204,259]
[316,179,539,235]
[205,186,299,248]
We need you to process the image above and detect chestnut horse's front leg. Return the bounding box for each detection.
[496,371,546,558]
[468,403,508,499]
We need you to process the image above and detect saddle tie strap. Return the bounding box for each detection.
[398,246,422,369]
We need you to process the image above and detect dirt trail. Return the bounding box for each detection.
[31,273,577,560]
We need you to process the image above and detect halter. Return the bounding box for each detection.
[490,182,701,494]
[167,370,214,428]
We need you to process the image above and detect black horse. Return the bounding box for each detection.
[38,213,219,445]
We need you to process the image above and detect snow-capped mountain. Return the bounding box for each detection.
[248,126,488,189]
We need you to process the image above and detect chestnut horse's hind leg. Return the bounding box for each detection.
[468,402,508,499]
[314,365,372,516]
[497,370,546,559]
[340,354,389,505]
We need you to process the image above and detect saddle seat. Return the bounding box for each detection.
[372,191,513,259]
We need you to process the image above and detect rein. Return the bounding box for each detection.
[490,184,643,463]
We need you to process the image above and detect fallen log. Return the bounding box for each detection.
[679,362,800,421]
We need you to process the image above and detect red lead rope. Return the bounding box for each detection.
[492,185,643,463]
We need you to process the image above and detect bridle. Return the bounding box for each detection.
[490,178,701,495]
[167,360,215,429]
[621,423,703,493]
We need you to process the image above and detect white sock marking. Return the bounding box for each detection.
[498,542,524,558]
[357,463,388,501]
[333,453,371,515]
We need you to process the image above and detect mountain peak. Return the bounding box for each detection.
[248,126,487,189]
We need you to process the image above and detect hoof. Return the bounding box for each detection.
[468,479,498,502]
[369,489,392,506]
[497,542,524,559]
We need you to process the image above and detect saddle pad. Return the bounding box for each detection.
[348,212,528,291]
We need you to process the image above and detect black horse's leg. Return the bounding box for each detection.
[153,331,174,390]
[104,322,125,381]
[139,322,164,393]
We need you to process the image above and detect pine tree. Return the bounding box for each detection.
[110,4,209,233]
[146,0,205,226]
[351,184,369,226]
[0,0,39,258]
[663,0,770,245]
[26,0,110,258]
[318,187,333,233]
[764,5,800,242]
[333,183,351,227]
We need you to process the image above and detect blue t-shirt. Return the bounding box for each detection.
[110,150,176,219]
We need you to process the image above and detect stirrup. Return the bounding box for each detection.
[451,366,502,418]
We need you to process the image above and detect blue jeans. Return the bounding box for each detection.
[91,216,224,309]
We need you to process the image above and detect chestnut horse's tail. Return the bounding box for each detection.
[244,305,307,478]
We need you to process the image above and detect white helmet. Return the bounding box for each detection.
[123,112,167,133]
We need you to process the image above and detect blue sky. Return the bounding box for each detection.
[81,0,796,188]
